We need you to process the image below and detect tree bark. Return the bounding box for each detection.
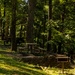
[0,7,2,33]
[58,4,65,54]
[2,1,6,40]
[11,0,17,51]
[42,0,46,48]
[0,7,2,27]
[47,0,52,53]
[0,7,2,38]
[26,0,35,43]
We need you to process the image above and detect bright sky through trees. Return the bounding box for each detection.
[25,0,28,3]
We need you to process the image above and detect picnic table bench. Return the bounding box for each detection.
[18,43,47,54]
[37,47,47,54]
[26,43,37,53]
[18,43,37,53]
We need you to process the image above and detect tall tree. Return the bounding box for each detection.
[42,0,47,48]
[2,0,6,40]
[0,4,3,38]
[26,0,35,43]
[47,0,52,53]
[58,1,66,54]
[11,0,17,51]
[0,5,2,33]
[5,15,10,39]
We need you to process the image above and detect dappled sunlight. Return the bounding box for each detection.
[0,49,75,75]
[0,53,46,75]
[0,63,20,71]
[41,66,75,75]
[41,67,59,75]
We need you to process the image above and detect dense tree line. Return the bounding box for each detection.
[0,0,75,56]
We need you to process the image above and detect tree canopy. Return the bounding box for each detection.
[0,0,75,54]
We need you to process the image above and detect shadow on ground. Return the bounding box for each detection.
[0,53,46,75]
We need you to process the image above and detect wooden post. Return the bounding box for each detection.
[56,54,70,74]
[62,62,64,74]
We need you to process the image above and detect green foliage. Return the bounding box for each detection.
[0,0,75,53]
[46,20,58,30]
[44,5,49,12]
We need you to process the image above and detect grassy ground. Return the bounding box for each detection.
[0,46,46,75]
[0,46,75,75]
[0,55,45,75]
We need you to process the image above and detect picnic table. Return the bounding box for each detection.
[18,43,47,54]
[26,43,37,53]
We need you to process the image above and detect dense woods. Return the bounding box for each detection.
[0,0,75,55]
[0,0,75,75]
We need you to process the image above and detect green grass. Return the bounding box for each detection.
[0,46,75,75]
[0,54,47,75]
[41,66,75,75]
[0,47,46,75]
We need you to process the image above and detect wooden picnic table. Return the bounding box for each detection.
[26,43,37,53]
[18,43,47,54]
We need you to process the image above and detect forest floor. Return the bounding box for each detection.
[0,45,46,75]
[0,45,75,75]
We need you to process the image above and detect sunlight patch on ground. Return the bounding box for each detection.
[0,53,46,75]
[41,66,75,75]
[0,63,20,71]
[0,48,75,75]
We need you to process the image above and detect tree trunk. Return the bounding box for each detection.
[48,0,52,20]
[20,25,23,38]
[47,0,52,53]
[5,15,9,39]
[11,0,17,51]
[42,14,46,48]
[58,42,62,54]
[42,0,46,48]
[2,1,6,40]
[58,4,65,54]
[0,7,2,36]
[26,0,35,43]
[0,7,2,27]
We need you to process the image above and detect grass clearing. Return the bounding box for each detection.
[0,48,46,75]
[41,66,75,75]
[0,46,75,75]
